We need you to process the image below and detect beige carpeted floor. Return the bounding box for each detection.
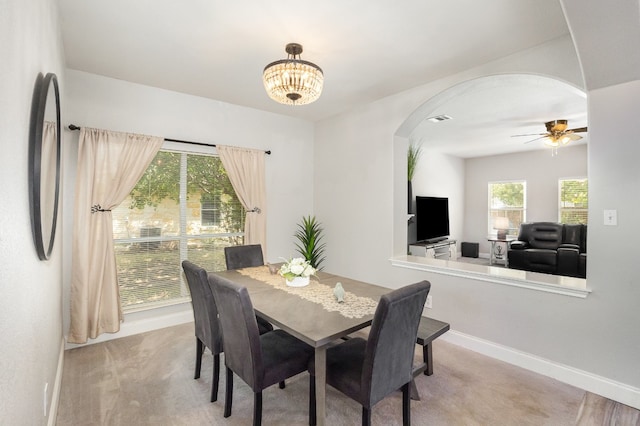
[56,323,640,425]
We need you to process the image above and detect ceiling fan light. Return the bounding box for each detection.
[544,137,559,147]
[263,43,324,106]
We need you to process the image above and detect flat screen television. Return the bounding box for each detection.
[416,196,450,243]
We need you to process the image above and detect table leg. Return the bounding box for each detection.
[505,241,511,267]
[315,347,327,426]
[489,241,495,265]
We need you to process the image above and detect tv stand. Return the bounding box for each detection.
[425,237,447,244]
[409,239,457,260]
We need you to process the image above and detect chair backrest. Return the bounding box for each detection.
[362,281,431,407]
[208,272,264,391]
[563,223,587,253]
[182,260,222,354]
[563,224,582,247]
[524,222,563,250]
[224,244,264,270]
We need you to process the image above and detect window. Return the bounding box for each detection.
[112,150,245,311]
[488,181,526,236]
[559,178,588,224]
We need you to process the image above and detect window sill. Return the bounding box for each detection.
[122,296,191,314]
[389,255,590,298]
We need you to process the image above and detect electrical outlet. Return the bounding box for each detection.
[425,295,432,309]
[43,382,48,416]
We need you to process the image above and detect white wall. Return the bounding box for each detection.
[315,30,640,409]
[0,0,66,424]
[585,77,640,387]
[62,70,315,337]
[464,144,587,254]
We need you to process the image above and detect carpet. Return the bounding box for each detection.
[56,323,639,425]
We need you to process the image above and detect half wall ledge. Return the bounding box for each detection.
[389,255,591,298]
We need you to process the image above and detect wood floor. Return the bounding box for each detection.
[56,323,640,425]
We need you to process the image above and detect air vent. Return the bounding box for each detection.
[426,114,452,123]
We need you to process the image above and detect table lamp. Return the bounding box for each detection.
[494,217,509,239]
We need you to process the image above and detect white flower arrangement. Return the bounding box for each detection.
[279,257,316,281]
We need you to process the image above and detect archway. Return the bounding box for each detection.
[395,73,588,282]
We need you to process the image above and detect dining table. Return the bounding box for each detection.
[211,265,392,426]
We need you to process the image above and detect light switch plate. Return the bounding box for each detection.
[604,209,617,226]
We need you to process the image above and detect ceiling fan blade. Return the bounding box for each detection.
[567,127,588,133]
[511,133,547,137]
[523,136,547,144]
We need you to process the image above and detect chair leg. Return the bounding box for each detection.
[279,381,286,389]
[224,367,233,418]
[253,392,263,426]
[309,375,316,426]
[402,382,411,426]
[210,353,220,402]
[362,406,371,426]
[195,338,204,379]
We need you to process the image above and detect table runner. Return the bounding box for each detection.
[236,266,378,319]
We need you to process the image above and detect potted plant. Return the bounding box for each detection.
[407,141,423,214]
[278,257,316,287]
[294,215,326,270]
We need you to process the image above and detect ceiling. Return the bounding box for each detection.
[410,75,588,158]
[58,0,587,157]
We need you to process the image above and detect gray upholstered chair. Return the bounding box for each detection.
[181,260,272,403]
[223,244,275,334]
[182,260,223,402]
[309,281,431,426]
[208,272,314,426]
[224,244,265,270]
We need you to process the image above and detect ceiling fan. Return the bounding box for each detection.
[512,120,588,147]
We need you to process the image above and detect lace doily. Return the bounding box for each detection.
[236,266,378,319]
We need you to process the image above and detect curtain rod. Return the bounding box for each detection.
[67,124,271,155]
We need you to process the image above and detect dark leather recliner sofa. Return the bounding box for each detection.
[507,222,587,278]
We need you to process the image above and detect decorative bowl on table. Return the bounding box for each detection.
[279,257,316,287]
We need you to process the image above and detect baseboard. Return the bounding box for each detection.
[65,303,193,349]
[48,337,65,426]
[442,330,640,410]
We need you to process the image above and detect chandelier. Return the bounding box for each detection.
[263,43,324,105]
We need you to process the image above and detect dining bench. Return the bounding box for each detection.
[413,316,450,377]
[410,316,450,400]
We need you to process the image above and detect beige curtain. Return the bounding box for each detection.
[40,121,59,244]
[217,145,267,251]
[68,128,163,344]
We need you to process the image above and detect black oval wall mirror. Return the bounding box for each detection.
[29,72,61,260]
